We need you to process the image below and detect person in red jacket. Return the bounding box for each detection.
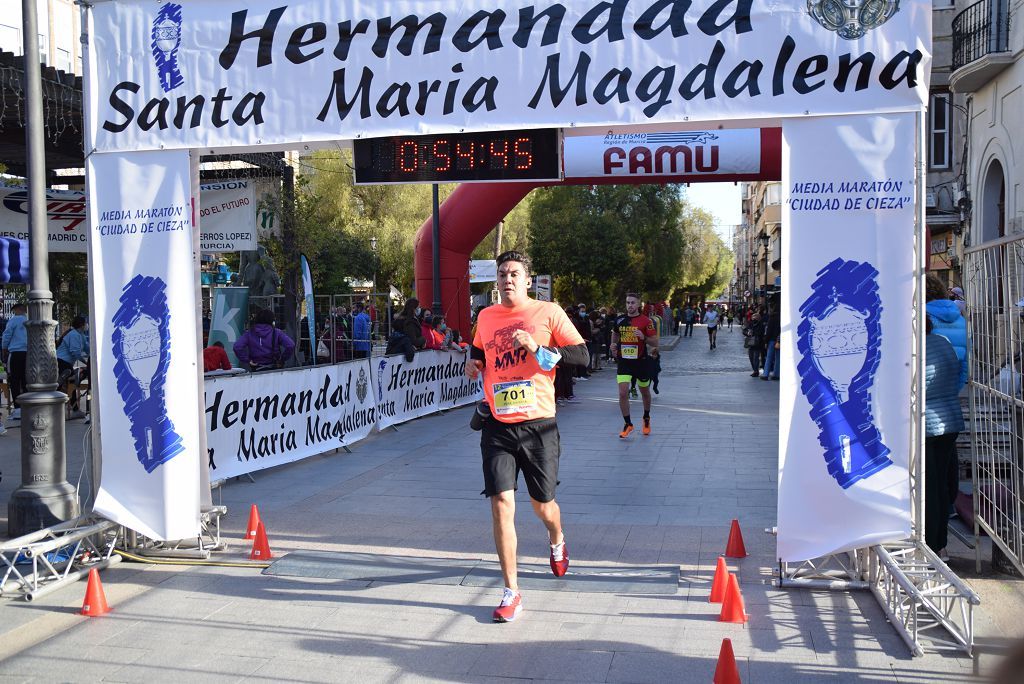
[203,341,232,372]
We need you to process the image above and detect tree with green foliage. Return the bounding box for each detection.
[528,184,689,305]
[260,151,455,297]
[675,203,734,299]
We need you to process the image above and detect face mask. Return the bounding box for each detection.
[439,323,447,331]
[415,307,422,316]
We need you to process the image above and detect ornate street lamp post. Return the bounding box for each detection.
[8,0,78,535]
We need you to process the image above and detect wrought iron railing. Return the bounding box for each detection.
[952,0,1011,71]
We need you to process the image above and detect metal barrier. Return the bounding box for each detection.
[963,234,1024,576]
[247,292,396,365]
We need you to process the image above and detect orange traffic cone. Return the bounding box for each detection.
[249,521,273,560]
[713,638,741,684]
[244,504,262,541]
[725,519,747,558]
[80,568,110,617]
[719,574,748,624]
[709,556,729,604]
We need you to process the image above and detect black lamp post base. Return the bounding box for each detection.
[8,485,79,537]
[7,391,79,537]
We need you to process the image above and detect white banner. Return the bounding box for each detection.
[0,182,256,253]
[88,150,203,541]
[469,259,497,283]
[439,354,484,410]
[87,1,930,153]
[205,359,376,479]
[0,185,87,252]
[197,180,257,252]
[535,275,552,302]
[373,350,479,428]
[564,128,761,179]
[777,113,915,562]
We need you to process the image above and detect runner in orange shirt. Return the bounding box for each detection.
[467,251,588,622]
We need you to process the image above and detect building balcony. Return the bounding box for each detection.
[950,0,1013,93]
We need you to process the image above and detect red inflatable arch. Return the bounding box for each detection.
[414,128,782,337]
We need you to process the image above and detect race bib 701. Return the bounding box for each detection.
[492,379,537,415]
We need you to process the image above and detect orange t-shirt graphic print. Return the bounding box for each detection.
[473,299,584,424]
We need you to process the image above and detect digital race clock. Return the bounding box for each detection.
[353,128,561,184]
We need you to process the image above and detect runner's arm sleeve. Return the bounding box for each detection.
[552,343,589,367]
[471,345,485,366]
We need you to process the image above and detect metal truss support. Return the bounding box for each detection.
[868,541,980,657]
[771,527,979,657]
[0,515,121,601]
[773,547,870,591]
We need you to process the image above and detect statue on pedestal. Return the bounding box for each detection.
[239,245,280,297]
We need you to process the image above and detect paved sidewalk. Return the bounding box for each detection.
[1,326,1021,682]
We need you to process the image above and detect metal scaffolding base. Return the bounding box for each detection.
[124,505,228,559]
[0,515,121,601]
[774,536,980,657]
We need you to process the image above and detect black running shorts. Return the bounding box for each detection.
[481,417,560,502]
[616,357,653,383]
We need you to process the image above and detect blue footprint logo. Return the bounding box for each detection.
[112,275,184,473]
[796,259,891,489]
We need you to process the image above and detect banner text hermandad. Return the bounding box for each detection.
[89,0,931,153]
[204,351,482,479]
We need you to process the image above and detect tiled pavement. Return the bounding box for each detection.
[1,325,1021,682]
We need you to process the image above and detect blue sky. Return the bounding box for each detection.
[684,182,743,246]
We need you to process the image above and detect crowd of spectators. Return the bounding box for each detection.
[385,298,468,362]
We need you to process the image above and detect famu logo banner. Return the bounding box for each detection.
[86,0,931,153]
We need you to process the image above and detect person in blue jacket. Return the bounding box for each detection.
[924,317,966,561]
[1,303,27,420]
[56,316,90,418]
[926,274,968,388]
[56,316,89,373]
[351,301,371,359]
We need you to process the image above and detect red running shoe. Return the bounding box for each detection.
[493,588,523,622]
[550,540,569,577]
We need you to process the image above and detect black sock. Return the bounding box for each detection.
[643,411,650,423]
[623,415,632,427]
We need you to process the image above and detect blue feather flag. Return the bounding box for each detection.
[0,238,29,284]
